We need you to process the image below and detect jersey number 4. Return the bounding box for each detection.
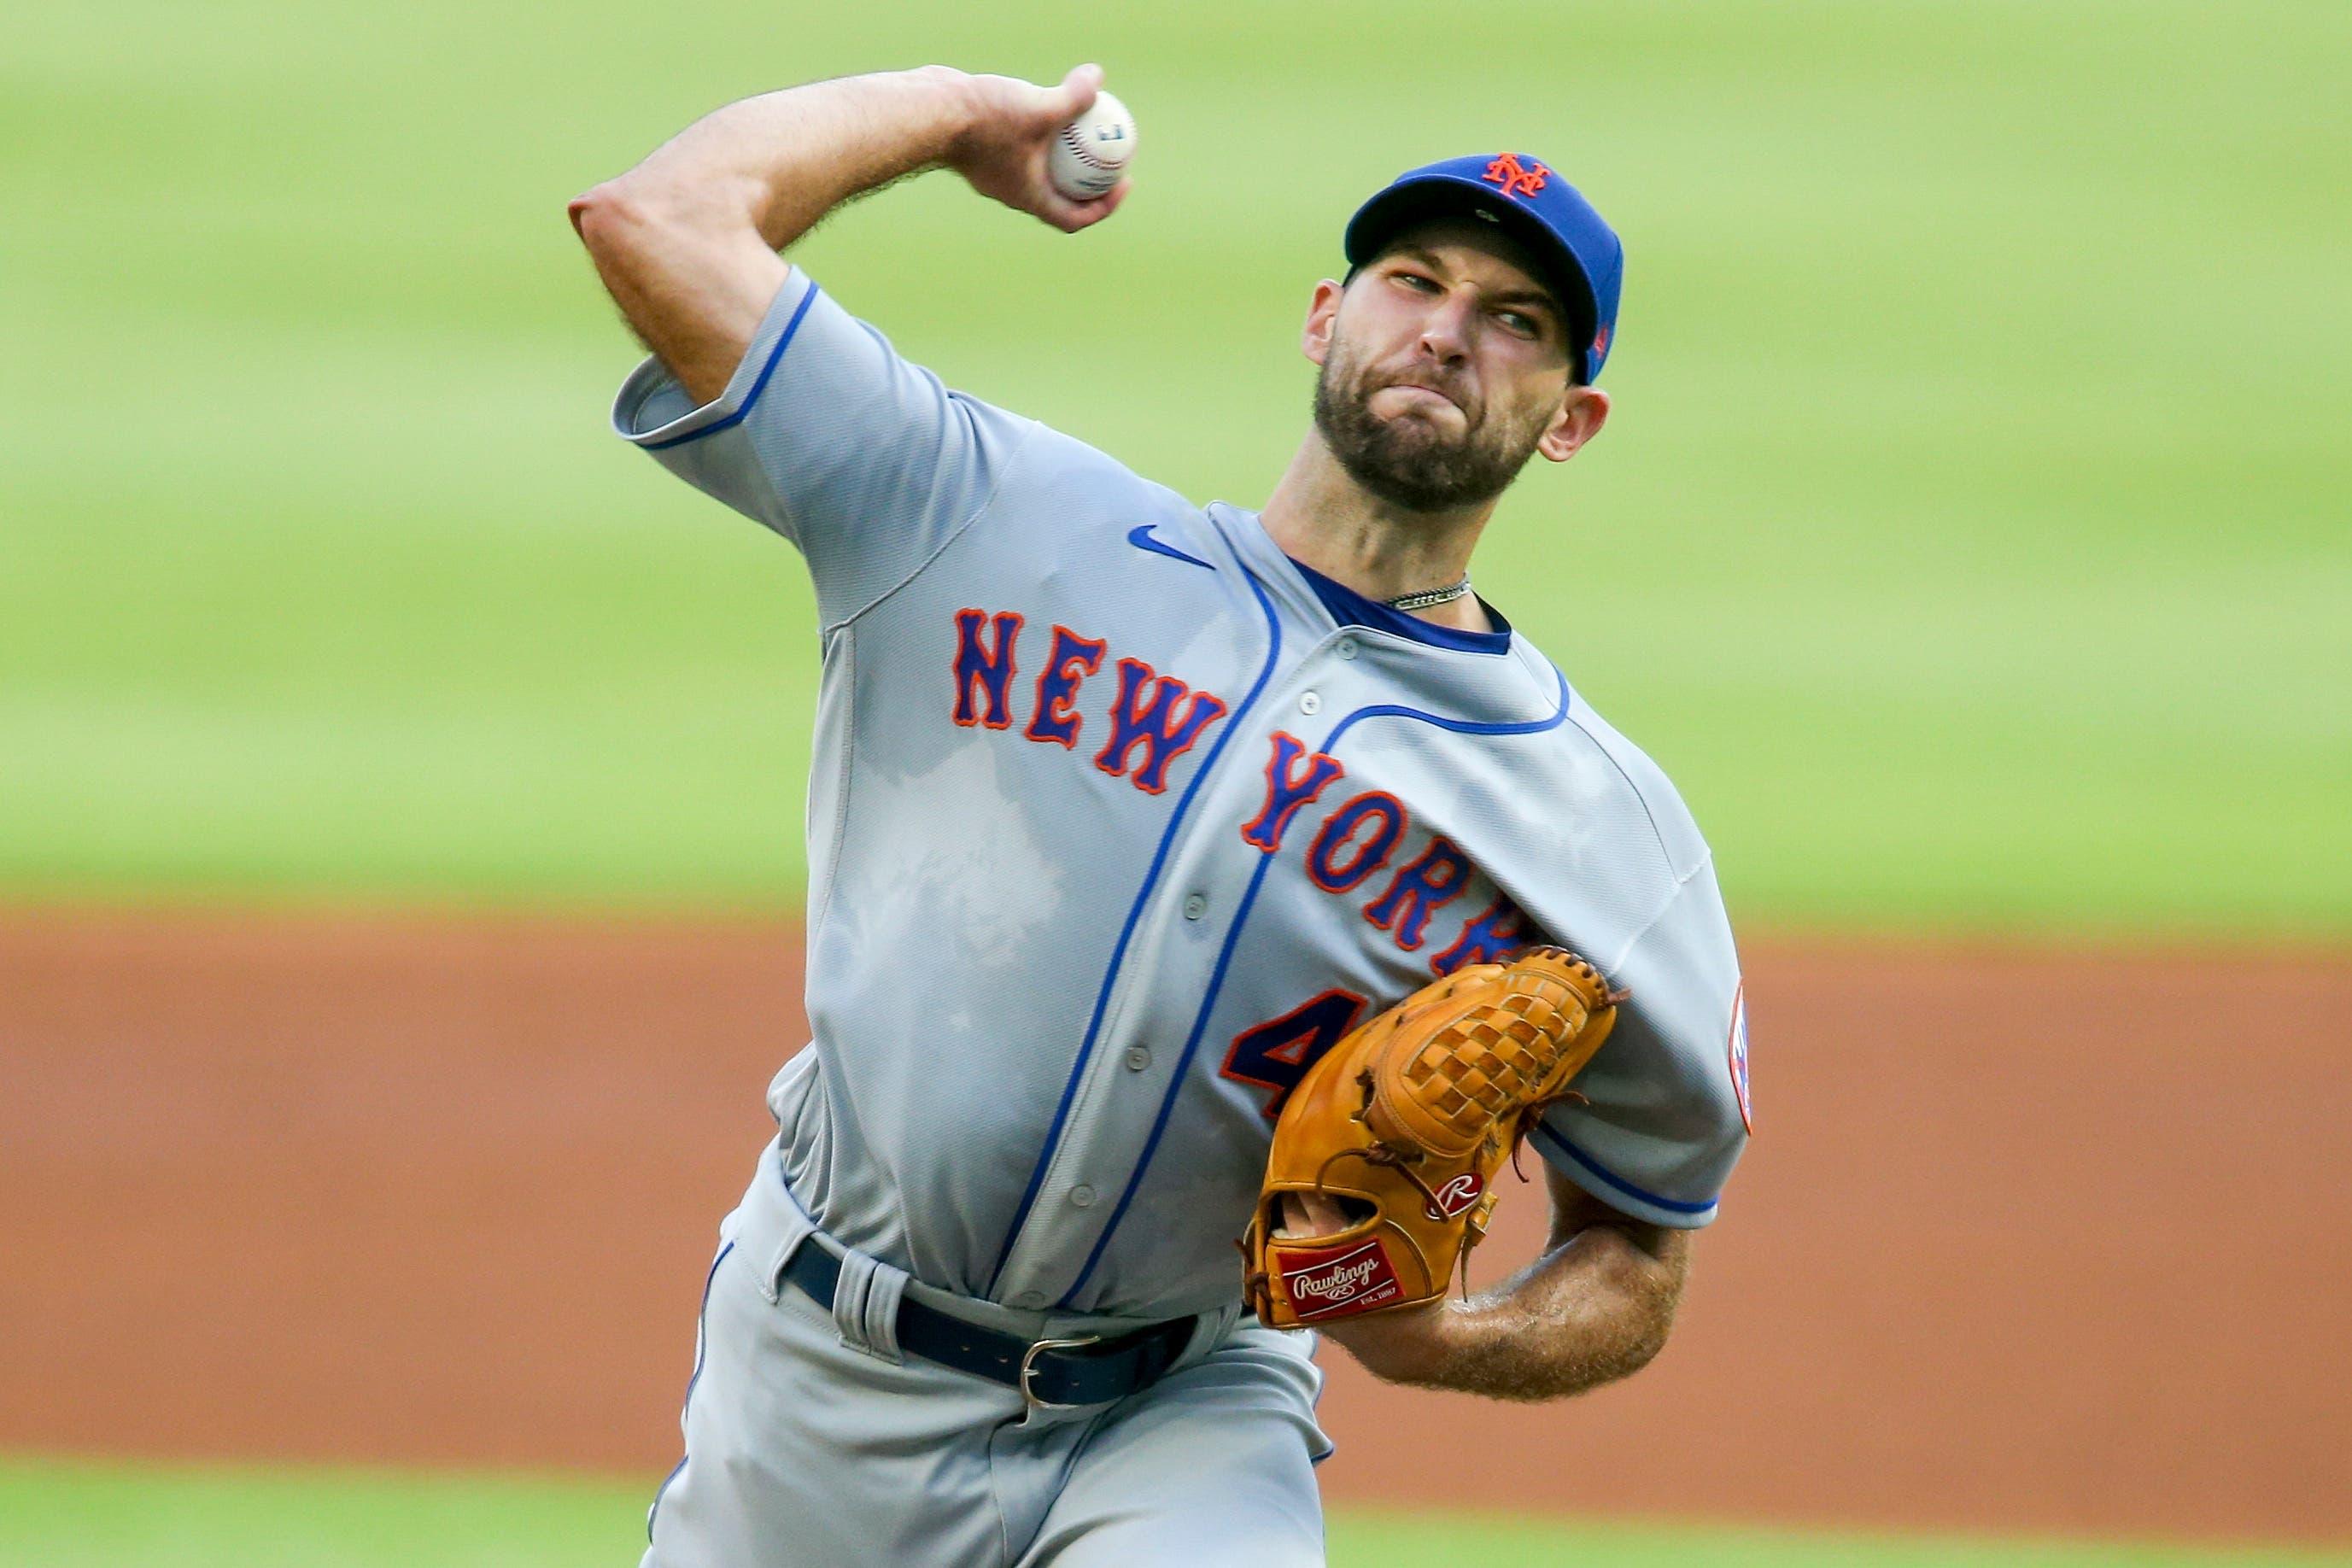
[1220,989,1367,1120]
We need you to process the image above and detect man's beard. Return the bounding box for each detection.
[1311,339,1550,512]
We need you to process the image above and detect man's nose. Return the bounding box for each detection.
[1416,295,1475,362]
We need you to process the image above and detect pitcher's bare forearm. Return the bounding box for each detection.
[568,64,1121,401]
[1317,1167,1690,1401]
[628,68,984,253]
[567,68,974,399]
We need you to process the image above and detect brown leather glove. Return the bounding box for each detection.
[1240,946,1625,1329]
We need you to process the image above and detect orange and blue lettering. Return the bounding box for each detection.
[1305,792,1407,893]
[1239,733,1345,853]
[1221,989,1366,1119]
[1363,834,1475,951]
[1023,624,1108,749]
[1431,894,1540,976]
[1092,658,1229,795]
[950,609,1023,730]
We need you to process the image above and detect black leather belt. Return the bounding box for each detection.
[781,1239,1198,1409]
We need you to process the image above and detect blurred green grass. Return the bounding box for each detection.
[3,1,2346,934]
[3,1456,2343,1568]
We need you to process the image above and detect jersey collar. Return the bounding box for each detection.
[1207,502,1517,659]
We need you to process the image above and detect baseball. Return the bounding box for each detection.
[1048,90,1135,201]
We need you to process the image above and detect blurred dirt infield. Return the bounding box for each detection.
[2,911,2345,1543]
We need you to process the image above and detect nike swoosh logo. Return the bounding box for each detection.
[1127,524,1214,570]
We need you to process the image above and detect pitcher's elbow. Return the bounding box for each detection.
[568,178,651,253]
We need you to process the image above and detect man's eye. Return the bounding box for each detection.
[1498,311,1538,336]
[1395,272,1437,291]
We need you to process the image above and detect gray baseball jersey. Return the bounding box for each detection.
[614,265,1752,1323]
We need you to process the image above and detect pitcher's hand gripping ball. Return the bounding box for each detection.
[1242,947,1626,1329]
[1048,90,1135,200]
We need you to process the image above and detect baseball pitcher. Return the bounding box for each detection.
[570,61,1751,1568]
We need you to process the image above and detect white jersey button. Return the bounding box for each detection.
[1069,1185,1097,1208]
[1335,639,1359,660]
[1182,892,1208,920]
[1125,1045,1152,1071]
[1298,691,1322,715]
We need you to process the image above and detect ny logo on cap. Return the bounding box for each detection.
[1480,153,1550,199]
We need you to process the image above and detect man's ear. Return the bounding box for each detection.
[1537,384,1612,463]
[1301,278,1345,368]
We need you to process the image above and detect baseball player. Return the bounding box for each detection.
[571,62,1749,1568]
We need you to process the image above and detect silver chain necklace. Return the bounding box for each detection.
[1383,576,1473,612]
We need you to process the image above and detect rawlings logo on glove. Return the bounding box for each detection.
[1278,1241,1403,1319]
[1240,946,1625,1331]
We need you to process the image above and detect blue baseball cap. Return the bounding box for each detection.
[1343,153,1623,383]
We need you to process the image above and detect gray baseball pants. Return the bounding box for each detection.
[641,1146,1333,1566]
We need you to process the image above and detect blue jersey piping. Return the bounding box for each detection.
[986,562,1284,1296]
[1062,839,1286,1302]
[1056,664,1573,1306]
[645,1237,736,1541]
[638,282,823,452]
[1316,665,1570,750]
[1533,1122,1718,1216]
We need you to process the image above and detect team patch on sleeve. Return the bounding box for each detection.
[1728,980,1752,1133]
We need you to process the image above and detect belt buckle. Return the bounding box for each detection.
[1017,1334,1103,1411]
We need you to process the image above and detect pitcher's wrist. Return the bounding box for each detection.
[908,66,987,171]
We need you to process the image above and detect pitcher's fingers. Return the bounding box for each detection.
[1043,176,1129,233]
[1027,61,1101,132]
[1278,1191,1351,1237]
[1056,62,1104,118]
